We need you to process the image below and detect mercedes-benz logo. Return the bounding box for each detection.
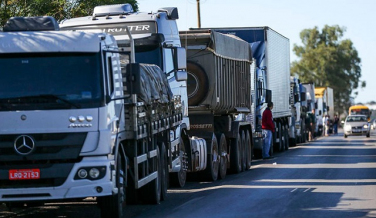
[14,135,35,155]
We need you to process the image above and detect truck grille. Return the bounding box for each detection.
[0,133,86,188]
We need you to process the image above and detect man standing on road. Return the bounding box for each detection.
[316,110,323,136]
[333,115,339,135]
[262,102,275,159]
[323,115,329,136]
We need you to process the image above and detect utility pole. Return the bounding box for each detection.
[197,0,201,28]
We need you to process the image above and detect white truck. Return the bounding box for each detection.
[60,3,190,192]
[289,77,307,146]
[315,87,334,118]
[0,15,185,218]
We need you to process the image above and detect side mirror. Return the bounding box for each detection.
[174,47,187,70]
[265,89,272,104]
[341,120,345,124]
[125,63,142,95]
[175,70,187,82]
[300,92,306,101]
[294,94,300,103]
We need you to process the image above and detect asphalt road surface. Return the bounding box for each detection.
[2,128,376,218]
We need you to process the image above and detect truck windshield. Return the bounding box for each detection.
[118,44,162,69]
[0,53,103,111]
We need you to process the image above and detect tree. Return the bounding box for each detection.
[0,0,138,26]
[291,25,364,115]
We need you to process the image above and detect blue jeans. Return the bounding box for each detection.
[333,124,338,134]
[263,129,273,158]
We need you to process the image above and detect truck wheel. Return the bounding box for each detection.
[245,130,252,170]
[140,146,161,204]
[159,142,168,201]
[241,131,246,172]
[230,133,242,174]
[200,134,219,181]
[284,128,289,150]
[366,133,370,138]
[216,133,228,180]
[170,137,187,187]
[276,123,283,152]
[98,154,126,218]
[344,134,347,138]
[187,61,209,106]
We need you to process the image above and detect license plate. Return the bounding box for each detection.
[9,169,40,180]
[353,129,361,133]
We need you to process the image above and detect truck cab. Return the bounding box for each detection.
[0,16,125,214]
[60,4,188,187]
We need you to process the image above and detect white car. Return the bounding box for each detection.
[342,115,370,138]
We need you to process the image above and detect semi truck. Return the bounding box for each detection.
[315,87,334,118]
[289,77,307,146]
[179,29,253,178]
[60,4,191,192]
[302,82,316,139]
[192,27,291,157]
[0,15,185,218]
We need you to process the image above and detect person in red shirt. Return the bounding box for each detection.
[262,102,275,159]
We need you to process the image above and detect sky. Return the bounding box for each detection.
[137,0,375,104]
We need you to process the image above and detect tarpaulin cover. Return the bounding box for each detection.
[210,31,252,61]
[136,64,173,105]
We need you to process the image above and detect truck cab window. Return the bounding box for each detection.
[107,55,114,95]
[163,48,174,76]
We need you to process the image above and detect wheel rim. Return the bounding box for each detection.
[218,134,227,179]
[212,137,219,176]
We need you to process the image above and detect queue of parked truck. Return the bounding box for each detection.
[0,3,336,218]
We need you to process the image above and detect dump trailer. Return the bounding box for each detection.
[61,3,190,190]
[191,27,291,157]
[179,29,253,179]
[0,16,184,218]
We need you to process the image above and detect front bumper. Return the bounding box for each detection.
[344,130,370,136]
[0,157,114,203]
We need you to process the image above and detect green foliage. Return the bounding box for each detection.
[291,25,363,115]
[0,0,138,26]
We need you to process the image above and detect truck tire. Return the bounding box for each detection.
[140,146,161,204]
[284,127,289,150]
[98,154,126,218]
[187,61,209,106]
[216,133,227,180]
[159,142,168,201]
[170,137,187,188]
[245,130,252,170]
[241,130,246,172]
[230,133,242,174]
[200,134,219,181]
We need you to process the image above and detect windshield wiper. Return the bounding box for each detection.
[0,94,81,109]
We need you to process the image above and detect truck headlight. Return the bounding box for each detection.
[75,166,106,180]
[89,168,100,179]
[363,124,369,129]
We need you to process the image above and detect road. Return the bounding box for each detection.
[2,129,376,218]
